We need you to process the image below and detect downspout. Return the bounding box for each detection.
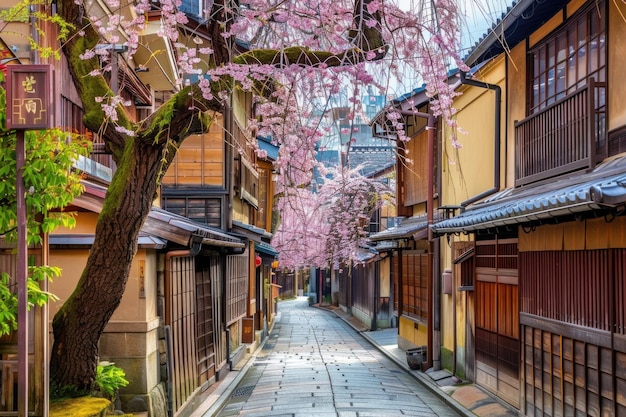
[459,72,502,209]
[433,115,443,371]
[426,115,436,371]
[224,103,234,230]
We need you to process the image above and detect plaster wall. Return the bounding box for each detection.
[441,59,506,207]
[48,248,161,404]
[398,315,428,350]
[608,1,626,130]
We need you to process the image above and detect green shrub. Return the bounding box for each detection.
[95,361,129,398]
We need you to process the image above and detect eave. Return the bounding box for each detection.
[464,0,570,68]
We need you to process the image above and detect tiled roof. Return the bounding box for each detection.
[369,214,430,242]
[146,208,245,248]
[256,241,278,257]
[432,156,626,235]
[257,136,279,161]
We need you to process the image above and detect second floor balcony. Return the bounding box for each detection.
[514,79,606,187]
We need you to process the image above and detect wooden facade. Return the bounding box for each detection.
[368,97,440,356]
[516,217,626,416]
[352,262,375,328]
[474,238,519,408]
[431,0,626,415]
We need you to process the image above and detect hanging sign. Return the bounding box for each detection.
[6,64,52,130]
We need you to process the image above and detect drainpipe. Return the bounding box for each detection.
[426,115,436,371]
[459,72,502,209]
[433,119,443,371]
[224,103,234,230]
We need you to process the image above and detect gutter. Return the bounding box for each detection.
[459,72,502,210]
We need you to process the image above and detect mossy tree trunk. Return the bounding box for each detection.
[49,0,215,395]
[50,0,385,396]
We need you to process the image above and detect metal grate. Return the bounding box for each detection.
[231,386,255,399]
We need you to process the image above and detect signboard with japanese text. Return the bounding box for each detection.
[6,65,52,130]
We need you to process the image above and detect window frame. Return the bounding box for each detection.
[528,0,606,114]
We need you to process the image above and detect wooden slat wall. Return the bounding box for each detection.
[520,250,612,331]
[404,129,430,206]
[336,267,350,307]
[474,239,519,408]
[168,255,198,413]
[195,255,220,389]
[161,130,224,187]
[352,263,374,319]
[225,253,248,325]
[520,248,626,416]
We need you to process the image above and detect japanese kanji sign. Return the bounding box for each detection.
[6,65,52,130]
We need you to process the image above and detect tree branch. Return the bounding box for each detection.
[233,0,387,67]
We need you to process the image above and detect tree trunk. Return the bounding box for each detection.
[50,141,161,395]
[49,0,385,396]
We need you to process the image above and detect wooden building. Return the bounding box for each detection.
[0,0,278,415]
[432,0,626,415]
[369,90,443,368]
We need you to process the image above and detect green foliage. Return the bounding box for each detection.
[0,128,89,244]
[95,362,129,398]
[0,268,60,336]
[0,0,30,22]
[0,0,75,60]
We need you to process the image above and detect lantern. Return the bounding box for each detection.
[254,254,262,267]
[271,260,279,269]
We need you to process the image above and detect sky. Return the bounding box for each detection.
[396,0,512,52]
[380,0,512,98]
[458,0,513,53]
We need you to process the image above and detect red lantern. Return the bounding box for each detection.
[254,254,262,267]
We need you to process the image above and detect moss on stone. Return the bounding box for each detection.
[49,396,110,417]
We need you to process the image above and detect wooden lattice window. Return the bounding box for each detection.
[453,243,474,291]
[529,0,606,113]
[236,156,259,208]
[225,253,248,325]
[520,249,614,331]
[401,250,428,322]
[476,239,518,271]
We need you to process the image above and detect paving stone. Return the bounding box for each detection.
[212,298,464,417]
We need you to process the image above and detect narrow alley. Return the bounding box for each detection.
[209,298,461,417]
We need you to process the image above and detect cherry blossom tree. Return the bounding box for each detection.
[272,165,392,270]
[6,0,468,395]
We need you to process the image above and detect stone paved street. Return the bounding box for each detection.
[213,298,461,417]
